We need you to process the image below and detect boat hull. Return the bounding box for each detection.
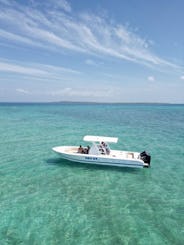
[52,146,148,168]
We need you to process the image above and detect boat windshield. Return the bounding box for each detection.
[88,141,111,155]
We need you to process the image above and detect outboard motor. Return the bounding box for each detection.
[140,151,151,167]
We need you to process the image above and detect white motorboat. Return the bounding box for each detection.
[52,135,151,168]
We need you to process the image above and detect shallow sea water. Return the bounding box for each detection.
[0,103,183,244]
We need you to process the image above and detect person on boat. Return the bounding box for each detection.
[99,142,104,154]
[83,145,90,154]
[101,141,110,155]
[78,145,83,153]
[87,145,90,154]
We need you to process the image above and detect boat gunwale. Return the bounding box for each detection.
[52,146,144,163]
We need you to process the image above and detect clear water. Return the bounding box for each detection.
[0,103,183,244]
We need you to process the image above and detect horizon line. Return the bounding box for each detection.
[0,101,183,105]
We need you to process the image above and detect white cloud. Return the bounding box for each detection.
[147,76,155,81]
[49,87,116,98]
[0,61,48,75]
[0,60,80,77]
[53,0,71,12]
[180,75,184,80]
[0,0,180,71]
[33,0,71,13]
[16,88,30,94]
[0,29,55,50]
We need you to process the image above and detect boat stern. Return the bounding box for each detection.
[140,151,151,168]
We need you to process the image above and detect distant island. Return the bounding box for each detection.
[0,101,183,105]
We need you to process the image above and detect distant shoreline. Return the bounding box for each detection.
[0,101,183,105]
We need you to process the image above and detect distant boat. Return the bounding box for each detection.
[52,135,151,169]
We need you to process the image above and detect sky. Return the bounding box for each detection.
[0,0,184,103]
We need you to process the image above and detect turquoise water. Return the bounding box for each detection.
[0,103,183,244]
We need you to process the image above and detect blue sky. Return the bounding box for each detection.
[0,0,183,103]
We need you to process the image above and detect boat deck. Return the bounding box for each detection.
[64,147,139,160]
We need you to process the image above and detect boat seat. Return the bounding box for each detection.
[127,153,134,159]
